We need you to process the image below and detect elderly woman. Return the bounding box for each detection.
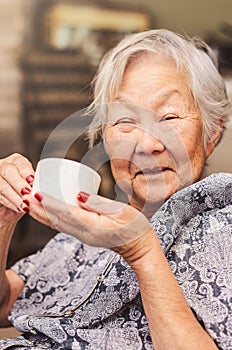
[0,29,231,349]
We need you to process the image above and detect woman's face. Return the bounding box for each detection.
[104,54,215,217]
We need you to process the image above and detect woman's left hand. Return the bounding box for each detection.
[22,191,152,250]
[22,191,219,350]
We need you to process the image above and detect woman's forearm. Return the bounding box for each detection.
[116,228,218,350]
[0,221,21,326]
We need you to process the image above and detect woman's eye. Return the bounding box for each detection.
[160,113,180,121]
[116,118,136,124]
[113,118,137,132]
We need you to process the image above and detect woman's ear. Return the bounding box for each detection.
[205,125,224,158]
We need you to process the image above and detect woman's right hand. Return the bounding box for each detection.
[0,153,35,223]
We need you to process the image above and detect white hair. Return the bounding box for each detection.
[87,29,231,148]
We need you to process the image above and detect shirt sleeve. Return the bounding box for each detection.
[10,250,42,283]
[9,232,85,284]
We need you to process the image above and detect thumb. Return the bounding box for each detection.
[77,191,128,216]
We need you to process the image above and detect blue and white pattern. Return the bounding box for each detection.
[0,173,232,349]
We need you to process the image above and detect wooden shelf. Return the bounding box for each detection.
[21,50,95,163]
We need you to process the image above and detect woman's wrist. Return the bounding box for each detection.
[115,228,218,350]
[0,219,18,234]
[113,227,162,269]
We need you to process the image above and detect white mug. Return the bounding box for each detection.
[32,158,101,205]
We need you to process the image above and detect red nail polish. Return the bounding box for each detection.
[23,199,30,206]
[21,187,31,195]
[77,192,89,203]
[34,192,43,202]
[26,175,34,184]
[22,206,30,213]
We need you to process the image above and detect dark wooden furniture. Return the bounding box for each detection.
[21,50,95,165]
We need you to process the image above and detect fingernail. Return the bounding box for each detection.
[77,191,89,203]
[34,192,43,202]
[23,199,30,206]
[21,187,31,195]
[26,174,34,184]
[21,205,30,213]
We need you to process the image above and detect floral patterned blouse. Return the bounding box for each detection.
[0,173,232,349]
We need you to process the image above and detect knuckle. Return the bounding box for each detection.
[13,153,32,168]
[6,153,23,164]
[1,164,15,179]
[0,154,19,172]
[0,181,10,196]
[0,158,7,172]
[0,154,34,182]
[11,152,31,165]
[50,216,61,231]
[11,152,21,159]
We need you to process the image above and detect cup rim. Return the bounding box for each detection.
[38,157,101,182]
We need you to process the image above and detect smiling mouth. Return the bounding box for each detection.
[135,167,171,176]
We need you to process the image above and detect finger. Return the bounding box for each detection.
[77,193,136,231]
[30,192,115,245]
[0,163,33,196]
[31,192,104,232]
[0,193,23,213]
[32,191,106,223]
[77,192,128,216]
[10,153,35,180]
[22,193,51,225]
[29,192,148,248]
[77,192,151,237]
[0,177,25,211]
[24,192,78,231]
[0,154,35,191]
[41,191,142,235]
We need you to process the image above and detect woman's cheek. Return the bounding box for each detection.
[110,156,132,181]
[104,131,136,161]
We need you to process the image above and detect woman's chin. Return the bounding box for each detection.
[130,176,179,211]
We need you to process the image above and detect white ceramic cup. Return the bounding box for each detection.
[32,158,101,205]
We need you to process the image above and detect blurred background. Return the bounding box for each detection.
[0,0,231,336]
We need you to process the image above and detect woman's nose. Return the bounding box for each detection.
[135,128,165,154]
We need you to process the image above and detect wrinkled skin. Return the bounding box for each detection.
[22,54,217,247]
